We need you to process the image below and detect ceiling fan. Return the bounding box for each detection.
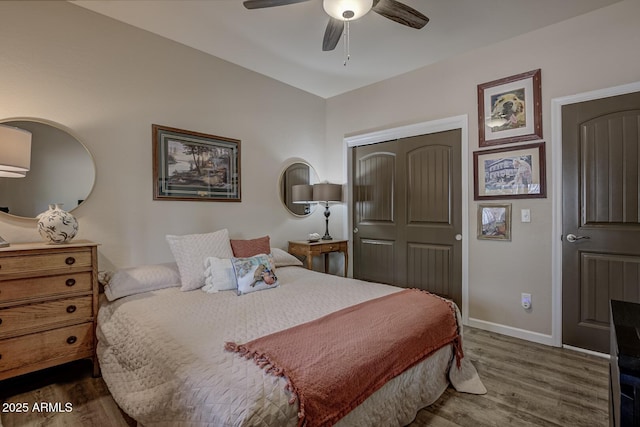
[242,0,429,52]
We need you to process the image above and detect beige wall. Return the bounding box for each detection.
[0,1,327,270]
[2,0,639,342]
[325,0,640,338]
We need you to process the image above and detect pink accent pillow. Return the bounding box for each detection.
[230,236,271,257]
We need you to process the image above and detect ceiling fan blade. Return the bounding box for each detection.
[372,0,429,29]
[243,0,310,10]
[322,18,343,51]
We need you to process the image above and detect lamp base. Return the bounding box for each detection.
[322,202,333,240]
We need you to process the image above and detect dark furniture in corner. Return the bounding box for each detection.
[610,300,640,427]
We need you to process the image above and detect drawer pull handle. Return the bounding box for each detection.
[65,257,76,265]
[66,278,76,287]
[66,305,77,314]
[66,336,77,345]
[0,318,2,325]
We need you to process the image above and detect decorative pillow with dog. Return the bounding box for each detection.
[231,254,279,295]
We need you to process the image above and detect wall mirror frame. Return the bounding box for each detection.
[0,117,96,219]
[278,160,319,217]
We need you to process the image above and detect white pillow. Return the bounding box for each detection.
[166,229,234,291]
[104,262,180,301]
[202,257,236,293]
[271,247,304,267]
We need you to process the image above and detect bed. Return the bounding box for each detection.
[97,232,484,426]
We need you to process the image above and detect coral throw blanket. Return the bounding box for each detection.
[225,289,462,426]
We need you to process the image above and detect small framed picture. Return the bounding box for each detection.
[477,204,511,241]
[153,124,241,202]
[473,142,546,200]
[478,69,542,147]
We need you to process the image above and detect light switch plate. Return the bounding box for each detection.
[521,209,531,223]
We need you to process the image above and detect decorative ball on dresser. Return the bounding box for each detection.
[37,203,79,244]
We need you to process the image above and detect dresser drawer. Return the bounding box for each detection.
[0,272,93,304]
[0,322,93,374]
[319,242,346,252]
[0,296,92,337]
[0,250,92,276]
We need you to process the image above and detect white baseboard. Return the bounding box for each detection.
[467,317,555,347]
[468,318,611,358]
[562,344,609,359]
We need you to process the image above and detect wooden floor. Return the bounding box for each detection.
[0,327,609,427]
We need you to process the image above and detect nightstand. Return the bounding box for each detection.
[288,239,348,277]
[0,240,99,381]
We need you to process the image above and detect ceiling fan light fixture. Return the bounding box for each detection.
[323,0,373,21]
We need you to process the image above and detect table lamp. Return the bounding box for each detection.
[312,183,342,240]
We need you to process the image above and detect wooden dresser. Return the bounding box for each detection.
[0,240,99,381]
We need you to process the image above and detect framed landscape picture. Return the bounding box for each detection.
[474,142,546,200]
[153,124,241,202]
[478,69,542,147]
[477,203,512,241]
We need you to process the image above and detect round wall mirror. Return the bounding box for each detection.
[279,161,319,217]
[0,118,95,219]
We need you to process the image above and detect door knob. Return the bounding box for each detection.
[353,227,359,234]
[566,233,590,243]
[455,234,462,241]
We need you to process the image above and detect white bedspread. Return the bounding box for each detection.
[97,266,482,426]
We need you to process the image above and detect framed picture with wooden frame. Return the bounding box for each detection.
[153,124,241,202]
[473,142,546,200]
[478,69,542,147]
[477,203,511,241]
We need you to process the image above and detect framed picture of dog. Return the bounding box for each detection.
[153,124,241,202]
[477,203,512,241]
[473,142,546,200]
[477,69,542,147]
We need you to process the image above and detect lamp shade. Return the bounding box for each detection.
[323,0,373,20]
[291,184,314,204]
[313,183,342,203]
[0,124,32,178]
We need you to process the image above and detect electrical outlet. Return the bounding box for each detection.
[521,293,532,310]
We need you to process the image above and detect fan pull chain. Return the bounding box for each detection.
[343,20,350,66]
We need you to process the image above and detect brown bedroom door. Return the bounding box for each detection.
[352,129,462,308]
[562,91,640,353]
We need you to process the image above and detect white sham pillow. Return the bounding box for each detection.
[104,262,180,301]
[166,229,234,291]
[270,247,303,268]
[202,257,236,293]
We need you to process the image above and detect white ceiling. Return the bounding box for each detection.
[70,0,621,98]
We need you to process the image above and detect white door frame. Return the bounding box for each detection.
[343,114,470,324]
[551,81,640,350]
